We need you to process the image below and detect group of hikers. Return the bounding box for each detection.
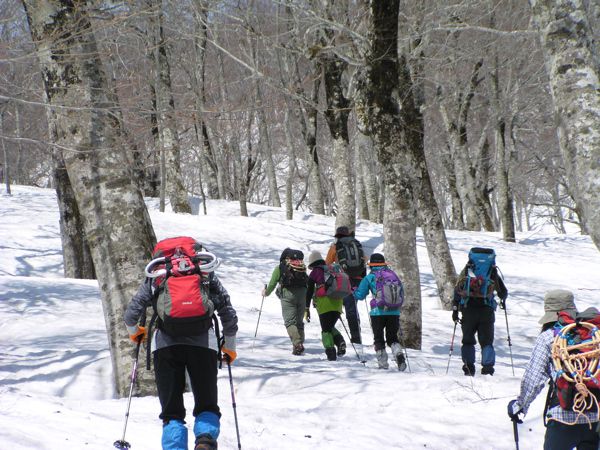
[262,225,406,371]
[122,231,600,450]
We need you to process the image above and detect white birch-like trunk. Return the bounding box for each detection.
[530,0,600,249]
[22,0,157,396]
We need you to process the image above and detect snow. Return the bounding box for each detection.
[1,185,599,450]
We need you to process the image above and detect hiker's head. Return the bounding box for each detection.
[308,250,324,268]
[334,226,351,238]
[539,289,577,325]
[368,253,386,268]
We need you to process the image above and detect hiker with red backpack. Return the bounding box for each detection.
[350,253,406,370]
[306,250,349,361]
[507,290,599,450]
[452,247,508,376]
[262,248,308,355]
[124,237,238,450]
[325,226,367,354]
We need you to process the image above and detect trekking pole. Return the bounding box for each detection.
[503,305,515,376]
[226,361,242,450]
[252,285,266,351]
[446,321,458,375]
[512,418,520,450]
[114,315,146,450]
[339,315,365,365]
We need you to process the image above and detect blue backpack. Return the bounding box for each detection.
[459,247,496,306]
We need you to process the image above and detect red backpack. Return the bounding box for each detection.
[551,310,600,417]
[145,236,220,337]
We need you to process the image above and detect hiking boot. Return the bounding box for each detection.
[462,363,476,376]
[292,343,304,356]
[376,349,389,369]
[481,365,495,376]
[336,341,347,357]
[395,352,407,372]
[195,433,218,450]
[325,347,337,361]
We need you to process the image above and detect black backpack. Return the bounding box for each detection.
[279,248,308,288]
[335,236,365,278]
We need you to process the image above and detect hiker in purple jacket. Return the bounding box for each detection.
[351,253,406,371]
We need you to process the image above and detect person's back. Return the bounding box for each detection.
[263,248,308,355]
[325,226,365,347]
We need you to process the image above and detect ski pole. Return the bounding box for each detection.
[252,285,266,351]
[114,315,146,450]
[503,303,515,375]
[512,418,519,450]
[446,321,458,375]
[226,361,242,449]
[339,315,365,364]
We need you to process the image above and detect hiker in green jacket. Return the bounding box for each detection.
[262,248,308,355]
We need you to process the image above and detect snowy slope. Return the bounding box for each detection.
[1,185,599,450]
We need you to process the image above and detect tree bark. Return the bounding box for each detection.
[356,0,422,349]
[529,0,600,250]
[22,0,157,397]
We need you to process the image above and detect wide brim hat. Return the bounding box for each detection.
[538,289,577,324]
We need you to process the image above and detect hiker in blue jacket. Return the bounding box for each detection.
[351,253,406,370]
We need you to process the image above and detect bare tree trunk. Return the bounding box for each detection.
[319,36,355,230]
[283,109,296,220]
[356,0,422,349]
[23,0,157,397]
[51,148,95,279]
[149,0,191,214]
[191,0,219,199]
[355,131,380,223]
[529,0,600,250]
[0,108,11,195]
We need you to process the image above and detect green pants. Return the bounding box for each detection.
[278,286,306,346]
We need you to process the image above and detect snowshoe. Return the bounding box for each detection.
[195,433,218,450]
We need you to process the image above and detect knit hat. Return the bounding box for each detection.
[334,226,350,238]
[369,253,386,266]
[308,250,324,267]
[538,289,577,324]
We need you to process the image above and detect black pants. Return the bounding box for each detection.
[460,306,495,367]
[371,315,400,351]
[543,421,599,450]
[154,345,220,422]
[344,277,362,344]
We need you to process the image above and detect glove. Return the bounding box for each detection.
[129,326,147,343]
[452,306,460,324]
[507,400,523,423]
[261,288,267,297]
[221,335,237,364]
[304,308,311,323]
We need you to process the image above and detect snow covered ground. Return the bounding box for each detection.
[1,185,599,450]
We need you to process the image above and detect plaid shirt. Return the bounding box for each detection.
[517,329,599,425]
